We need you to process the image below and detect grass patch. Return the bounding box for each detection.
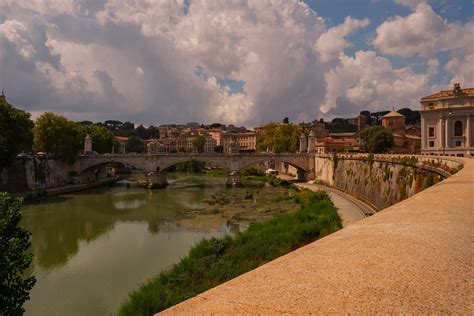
[119,189,341,315]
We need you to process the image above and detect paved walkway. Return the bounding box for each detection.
[161,158,474,314]
[295,182,372,226]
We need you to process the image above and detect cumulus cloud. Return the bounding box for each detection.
[373,2,474,58]
[445,53,474,86]
[0,0,332,125]
[395,0,425,9]
[315,17,370,62]
[0,0,470,126]
[321,51,436,116]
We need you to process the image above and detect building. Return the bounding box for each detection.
[379,111,421,154]
[223,132,256,153]
[314,132,360,154]
[207,129,223,146]
[381,111,406,136]
[204,136,217,153]
[420,84,474,157]
[347,115,367,132]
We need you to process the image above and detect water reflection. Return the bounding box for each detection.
[21,181,228,316]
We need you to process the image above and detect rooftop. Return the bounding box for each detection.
[382,111,404,118]
[421,84,474,101]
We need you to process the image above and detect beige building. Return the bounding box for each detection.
[420,84,474,157]
[381,111,421,154]
[207,129,223,146]
[381,111,406,135]
[223,132,256,153]
[315,132,361,154]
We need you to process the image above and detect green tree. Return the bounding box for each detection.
[80,124,116,154]
[325,117,357,133]
[192,135,206,153]
[256,123,301,153]
[360,125,394,153]
[125,136,144,153]
[33,113,82,163]
[283,117,289,124]
[0,98,34,171]
[0,193,36,315]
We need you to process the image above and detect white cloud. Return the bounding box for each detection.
[0,20,37,60]
[0,0,470,126]
[315,16,370,62]
[321,50,436,115]
[395,0,425,9]
[427,58,439,76]
[0,0,330,125]
[445,53,474,86]
[373,2,473,58]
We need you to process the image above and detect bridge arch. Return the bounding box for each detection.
[237,156,308,173]
[76,159,147,175]
[157,156,229,173]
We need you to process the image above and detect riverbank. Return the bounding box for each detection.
[14,176,119,200]
[119,189,341,315]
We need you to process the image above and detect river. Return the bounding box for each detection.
[21,175,239,316]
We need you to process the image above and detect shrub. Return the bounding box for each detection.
[119,190,341,315]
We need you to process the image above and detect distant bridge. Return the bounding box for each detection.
[73,153,316,188]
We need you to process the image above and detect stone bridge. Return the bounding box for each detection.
[73,153,315,188]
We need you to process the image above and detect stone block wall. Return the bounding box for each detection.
[313,155,461,210]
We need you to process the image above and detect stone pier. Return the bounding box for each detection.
[226,171,243,188]
[146,171,168,189]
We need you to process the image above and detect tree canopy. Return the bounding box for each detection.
[325,118,357,133]
[125,136,145,153]
[256,123,301,153]
[360,125,394,153]
[33,112,82,163]
[192,135,206,153]
[0,193,36,315]
[0,99,34,170]
[80,124,116,154]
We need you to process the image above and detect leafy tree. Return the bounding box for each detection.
[104,120,123,131]
[80,124,116,154]
[0,99,34,170]
[283,117,289,124]
[214,145,224,153]
[77,120,93,126]
[135,125,148,140]
[0,193,36,315]
[397,108,420,125]
[360,125,394,153]
[256,123,301,153]
[125,136,144,153]
[33,113,82,163]
[146,126,159,139]
[192,135,206,153]
[325,118,357,133]
[121,122,134,131]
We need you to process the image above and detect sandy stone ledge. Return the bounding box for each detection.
[160,157,474,315]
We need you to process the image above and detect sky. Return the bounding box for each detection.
[0,0,472,127]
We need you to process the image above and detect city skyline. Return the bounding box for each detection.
[0,0,472,126]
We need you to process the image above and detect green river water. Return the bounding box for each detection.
[20,177,236,315]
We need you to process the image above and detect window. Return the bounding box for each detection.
[455,141,462,147]
[454,121,463,137]
[429,141,435,147]
[428,127,435,137]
